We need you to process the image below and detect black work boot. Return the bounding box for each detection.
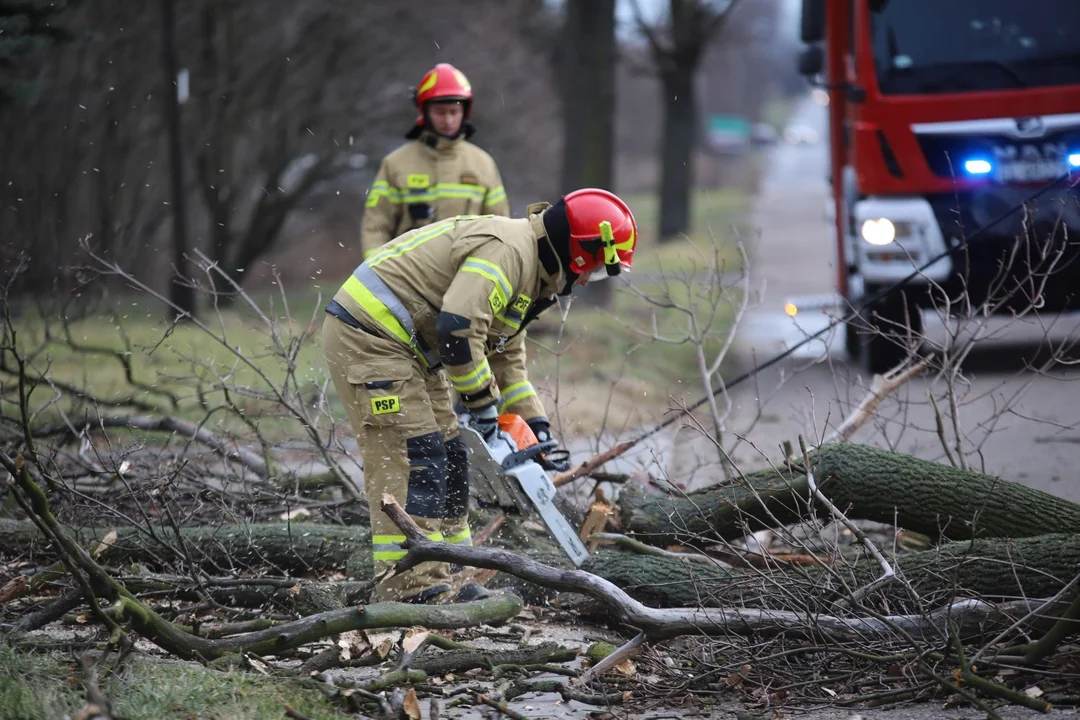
[453,582,492,603]
[399,584,452,605]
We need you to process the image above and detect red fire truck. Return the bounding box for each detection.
[797,0,1080,373]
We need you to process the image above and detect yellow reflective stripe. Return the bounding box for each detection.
[341,275,417,350]
[366,181,401,208]
[436,182,486,196]
[498,381,537,412]
[462,257,512,301]
[449,360,492,394]
[446,528,472,545]
[390,184,486,205]
[398,191,436,203]
[371,531,444,561]
[484,186,507,207]
[367,219,456,267]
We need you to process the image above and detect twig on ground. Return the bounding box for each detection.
[475,693,530,720]
[588,532,719,565]
[578,631,645,685]
[473,512,505,546]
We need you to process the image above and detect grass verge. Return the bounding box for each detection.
[3,186,747,439]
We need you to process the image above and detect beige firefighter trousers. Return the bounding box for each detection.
[322,314,473,602]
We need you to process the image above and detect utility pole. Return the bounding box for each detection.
[161,0,197,320]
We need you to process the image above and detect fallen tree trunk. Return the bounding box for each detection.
[0,518,372,578]
[619,443,1080,547]
[9,516,1080,614]
[584,532,1080,610]
[381,495,1067,642]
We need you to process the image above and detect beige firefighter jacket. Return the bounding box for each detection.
[361,132,510,257]
[331,205,563,421]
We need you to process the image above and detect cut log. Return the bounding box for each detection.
[619,443,1080,547]
[0,518,372,578]
[412,641,578,676]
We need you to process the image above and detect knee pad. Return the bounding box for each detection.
[404,431,448,518]
[444,435,470,518]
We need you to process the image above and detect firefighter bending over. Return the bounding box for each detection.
[360,62,511,258]
[323,189,638,604]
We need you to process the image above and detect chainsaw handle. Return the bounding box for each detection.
[538,448,571,472]
[500,439,557,470]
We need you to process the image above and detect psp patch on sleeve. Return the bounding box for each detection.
[371,396,401,416]
[488,286,507,314]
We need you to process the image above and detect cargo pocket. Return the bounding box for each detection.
[347,362,411,427]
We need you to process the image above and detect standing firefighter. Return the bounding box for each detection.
[360,62,511,258]
[323,189,637,603]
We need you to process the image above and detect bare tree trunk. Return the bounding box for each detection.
[559,0,616,306]
[161,0,197,320]
[658,68,696,241]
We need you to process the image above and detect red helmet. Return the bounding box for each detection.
[562,189,638,281]
[407,63,473,138]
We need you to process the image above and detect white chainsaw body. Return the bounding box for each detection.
[457,416,590,568]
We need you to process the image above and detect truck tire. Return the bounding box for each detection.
[860,291,923,375]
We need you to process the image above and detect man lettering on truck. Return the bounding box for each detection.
[322,189,637,604]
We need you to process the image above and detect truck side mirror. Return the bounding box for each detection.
[798,45,824,77]
[800,0,825,43]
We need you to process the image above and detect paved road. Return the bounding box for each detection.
[665,97,1080,498]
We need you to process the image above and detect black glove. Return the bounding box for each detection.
[527,418,571,472]
[472,403,500,441]
[527,418,554,444]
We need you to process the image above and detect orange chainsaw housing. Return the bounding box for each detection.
[497,413,538,450]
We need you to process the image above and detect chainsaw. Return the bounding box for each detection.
[457,410,591,567]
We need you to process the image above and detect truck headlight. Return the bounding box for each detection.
[861,218,896,246]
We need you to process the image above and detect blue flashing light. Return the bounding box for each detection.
[964,158,993,175]
[1069,153,1080,168]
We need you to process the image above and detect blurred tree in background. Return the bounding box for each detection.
[0,0,78,107]
[633,0,743,242]
[0,0,801,307]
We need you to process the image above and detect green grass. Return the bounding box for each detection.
[623,187,749,276]
[523,267,741,433]
[3,294,336,442]
[0,642,350,719]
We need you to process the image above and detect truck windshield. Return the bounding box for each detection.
[869,0,1080,95]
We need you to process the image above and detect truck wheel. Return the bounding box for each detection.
[861,292,923,375]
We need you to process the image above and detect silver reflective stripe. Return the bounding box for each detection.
[353,264,440,367]
[372,542,406,553]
